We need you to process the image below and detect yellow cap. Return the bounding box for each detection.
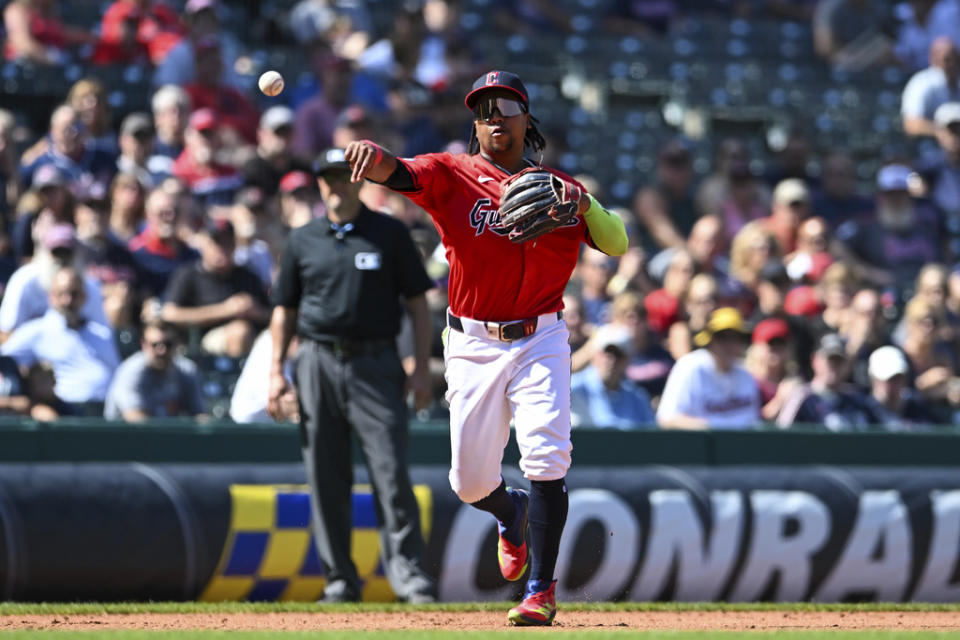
[694,307,748,347]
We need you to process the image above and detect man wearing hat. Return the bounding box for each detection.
[161,219,270,358]
[834,163,941,296]
[632,138,697,251]
[342,70,628,624]
[243,106,312,196]
[117,112,163,188]
[153,0,244,90]
[171,108,243,208]
[268,147,437,604]
[657,307,760,430]
[865,345,936,429]
[277,170,320,229]
[764,178,811,255]
[777,333,880,429]
[570,324,655,430]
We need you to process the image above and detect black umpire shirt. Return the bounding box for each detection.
[271,206,433,342]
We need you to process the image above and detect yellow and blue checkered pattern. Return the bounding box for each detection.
[200,484,432,602]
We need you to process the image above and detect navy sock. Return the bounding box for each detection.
[470,480,515,527]
[528,478,568,583]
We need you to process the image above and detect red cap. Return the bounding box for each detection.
[644,289,680,334]
[189,108,217,132]
[784,286,824,317]
[279,171,312,193]
[752,317,790,344]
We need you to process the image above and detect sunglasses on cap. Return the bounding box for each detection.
[473,97,526,121]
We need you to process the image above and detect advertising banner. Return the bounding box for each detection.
[2,464,960,602]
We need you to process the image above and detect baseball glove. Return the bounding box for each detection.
[497,168,582,243]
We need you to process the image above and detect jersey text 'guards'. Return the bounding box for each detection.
[395,153,592,321]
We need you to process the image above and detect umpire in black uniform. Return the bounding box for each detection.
[267,148,437,603]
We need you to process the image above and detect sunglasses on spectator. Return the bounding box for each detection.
[473,97,526,121]
[146,339,173,349]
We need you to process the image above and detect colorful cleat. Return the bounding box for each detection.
[508,579,557,626]
[497,488,529,582]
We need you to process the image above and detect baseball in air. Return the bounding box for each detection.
[258,70,285,97]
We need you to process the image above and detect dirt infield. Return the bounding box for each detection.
[3,610,960,631]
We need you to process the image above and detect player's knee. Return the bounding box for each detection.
[519,448,571,481]
[448,473,495,504]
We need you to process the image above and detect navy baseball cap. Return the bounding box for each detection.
[464,70,528,109]
[312,148,351,176]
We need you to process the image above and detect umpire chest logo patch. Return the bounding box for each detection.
[355,252,382,270]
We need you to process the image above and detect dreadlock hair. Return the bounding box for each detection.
[468,114,547,157]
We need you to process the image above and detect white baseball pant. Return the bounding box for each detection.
[443,311,572,503]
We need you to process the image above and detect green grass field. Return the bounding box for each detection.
[2,602,959,639]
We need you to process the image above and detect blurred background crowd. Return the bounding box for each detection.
[0,0,958,431]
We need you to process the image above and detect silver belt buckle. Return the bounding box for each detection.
[485,322,502,340]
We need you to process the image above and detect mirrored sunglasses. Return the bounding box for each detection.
[473,97,526,121]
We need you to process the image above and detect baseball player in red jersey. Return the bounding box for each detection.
[345,70,628,625]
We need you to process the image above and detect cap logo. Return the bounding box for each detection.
[486,71,500,86]
[326,149,346,163]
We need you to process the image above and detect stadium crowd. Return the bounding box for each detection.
[0,0,958,432]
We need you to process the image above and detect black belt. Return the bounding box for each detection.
[447,310,562,342]
[313,337,393,358]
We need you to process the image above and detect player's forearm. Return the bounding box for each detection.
[902,117,936,137]
[269,306,297,374]
[581,194,628,256]
[406,294,432,374]
[345,140,398,184]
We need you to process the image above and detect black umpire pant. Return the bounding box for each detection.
[294,338,435,601]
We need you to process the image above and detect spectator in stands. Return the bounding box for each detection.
[865,344,937,429]
[20,105,116,191]
[667,272,719,360]
[104,319,204,421]
[695,138,770,230]
[644,249,693,336]
[729,221,779,309]
[895,296,957,415]
[836,164,943,296]
[0,352,32,417]
[184,36,260,146]
[902,37,960,137]
[10,163,74,261]
[613,291,673,399]
[128,186,200,297]
[243,106,312,197]
[171,109,243,209]
[632,138,697,251]
[764,178,812,255]
[752,261,793,321]
[288,0,374,53]
[570,324,655,429]
[230,329,298,423]
[785,216,835,284]
[76,192,138,329]
[93,0,183,65]
[0,109,20,219]
[916,103,960,256]
[777,333,881,430]
[291,43,374,158]
[895,0,960,73]
[107,172,145,244]
[162,219,270,357]
[66,79,117,158]
[811,151,874,228]
[150,85,191,168]
[577,248,616,326]
[746,317,802,422]
[893,264,959,344]
[841,287,891,390]
[563,293,589,353]
[657,307,760,430]
[153,0,244,89]
[3,0,95,65]
[1,266,118,413]
[230,189,275,289]
[686,213,734,286]
[117,112,164,189]
[812,0,894,71]
[331,105,378,149]
[385,80,448,158]
[278,170,320,229]
[1,222,110,339]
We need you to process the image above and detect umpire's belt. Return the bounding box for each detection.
[313,337,393,358]
[447,310,563,342]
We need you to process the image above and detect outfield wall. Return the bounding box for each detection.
[3,459,960,602]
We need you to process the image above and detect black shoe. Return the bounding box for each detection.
[319,581,360,603]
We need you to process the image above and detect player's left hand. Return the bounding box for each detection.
[406,367,432,413]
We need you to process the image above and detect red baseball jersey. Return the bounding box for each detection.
[396,152,593,322]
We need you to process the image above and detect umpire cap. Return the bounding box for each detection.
[312,148,351,176]
[464,70,528,109]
